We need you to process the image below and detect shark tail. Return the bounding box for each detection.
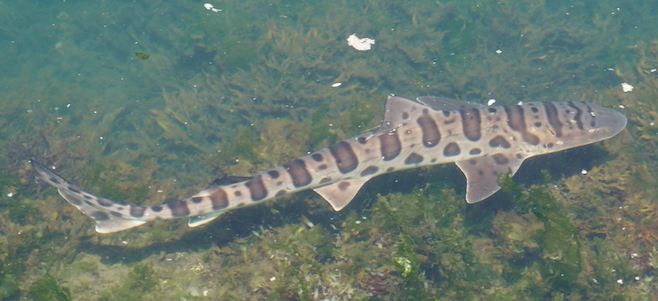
[31,160,147,233]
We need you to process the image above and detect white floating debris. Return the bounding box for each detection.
[617,279,624,284]
[621,82,633,92]
[487,99,496,106]
[581,169,588,175]
[347,34,375,51]
[204,3,221,12]
[7,193,13,198]
[270,276,276,282]
[331,82,342,87]
[495,49,502,54]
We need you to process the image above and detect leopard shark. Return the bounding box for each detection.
[31,96,627,233]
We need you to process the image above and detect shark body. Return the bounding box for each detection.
[32,96,627,233]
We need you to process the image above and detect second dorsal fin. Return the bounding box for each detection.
[377,96,427,133]
[208,176,252,187]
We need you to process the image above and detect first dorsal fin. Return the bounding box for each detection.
[416,96,482,111]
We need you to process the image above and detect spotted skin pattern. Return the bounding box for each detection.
[31,96,627,233]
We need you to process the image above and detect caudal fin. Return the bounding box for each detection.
[31,160,147,233]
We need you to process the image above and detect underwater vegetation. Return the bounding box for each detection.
[135,52,150,60]
[97,263,160,301]
[499,171,582,290]
[28,273,71,301]
[0,0,658,299]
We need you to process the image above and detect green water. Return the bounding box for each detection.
[1,0,657,299]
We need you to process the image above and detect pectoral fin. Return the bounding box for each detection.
[455,153,526,204]
[313,178,369,211]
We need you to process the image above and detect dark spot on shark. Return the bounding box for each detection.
[209,189,228,210]
[96,198,114,207]
[312,153,324,162]
[492,154,509,165]
[489,136,511,149]
[543,102,563,137]
[360,166,379,177]
[246,176,268,201]
[404,153,424,165]
[568,102,584,130]
[284,159,312,187]
[91,211,110,221]
[460,107,482,141]
[379,132,402,161]
[338,181,350,191]
[504,105,540,145]
[417,110,441,147]
[443,142,461,157]
[329,141,359,173]
[168,200,191,217]
[130,205,146,218]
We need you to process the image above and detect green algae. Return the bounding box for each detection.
[0,274,19,299]
[224,126,259,162]
[499,171,582,290]
[2,0,657,299]
[309,102,337,149]
[134,52,150,60]
[29,273,72,301]
[97,263,159,301]
[0,171,37,225]
[128,263,159,292]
